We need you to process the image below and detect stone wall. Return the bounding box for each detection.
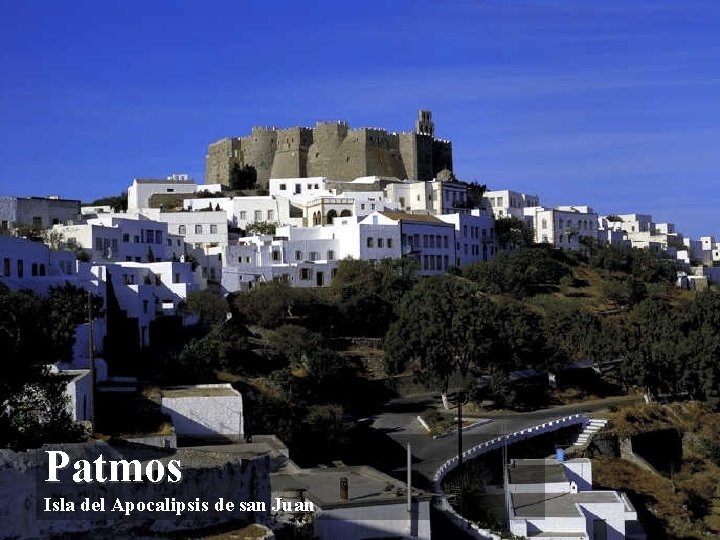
[205,114,453,188]
[0,441,270,538]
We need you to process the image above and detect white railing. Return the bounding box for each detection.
[433,413,589,540]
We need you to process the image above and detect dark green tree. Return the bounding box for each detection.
[384,276,497,404]
[230,164,258,191]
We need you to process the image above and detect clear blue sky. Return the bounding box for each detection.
[1,1,718,238]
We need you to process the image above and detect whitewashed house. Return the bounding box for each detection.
[524,206,599,251]
[439,209,496,267]
[507,458,645,540]
[484,189,540,219]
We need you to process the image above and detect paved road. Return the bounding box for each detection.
[371,394,642,483]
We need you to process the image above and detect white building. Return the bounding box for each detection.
[182,195,293,231]
[371,211,456,275]
[53,216,172,263]
[272,465,432,540]
[0,236,79,293]
[93,260,198,346]
[269,177,331,200]
[484,189,540,219]
[439,209,497,267]
[524,206,599,251]
[126,175,222,210]
[507,458,645,540]
[140,208,228,249]
[384,180,466,215]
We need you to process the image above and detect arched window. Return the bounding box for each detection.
[39,264,46,276]
[340,209,352,217]
[178,225,186,235]
[327,209,338,224]
[31,263,38,276]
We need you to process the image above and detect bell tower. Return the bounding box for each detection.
[415,109,434,137]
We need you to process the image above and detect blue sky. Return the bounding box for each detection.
[1,1,718,238]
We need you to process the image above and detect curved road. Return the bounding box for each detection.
[371,394,642,483]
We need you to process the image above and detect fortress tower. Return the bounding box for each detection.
[205,111,453,188]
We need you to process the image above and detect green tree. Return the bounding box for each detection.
[0,284,86,449]
[229,164,258,191]
[384,276,497,404]
[186,289,228,325]
[245,221,277,235]
[494,216,534,250]
[89,193,127,212]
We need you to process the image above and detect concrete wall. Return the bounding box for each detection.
[0,196,80,229]
[0,441,270,537]
[160,384,244,438]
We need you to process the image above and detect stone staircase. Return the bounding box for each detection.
[572,417,608,448]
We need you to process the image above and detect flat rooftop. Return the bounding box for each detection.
[508,459,566,485]
[512,491,622,518]
[272,465,430,510]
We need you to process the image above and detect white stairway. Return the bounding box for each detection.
[572,418,608,448]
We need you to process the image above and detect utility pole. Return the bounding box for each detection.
[87,290,95,434]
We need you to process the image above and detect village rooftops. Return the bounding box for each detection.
[145,384,240,399]
[272,465,431,510]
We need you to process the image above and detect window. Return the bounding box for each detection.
[387,238,393,248]
[267,210,275,220]
[294,183,301,194]
[3,258,10,276]
[31,263,38,276]
[195,224,202,234]
[327,250,335,260]
[444,255,449,269]
[309,251,319,261]
[436,255,442,269]
[122,233,130,243]
[463,225,468,237]
[444,236,449,249]
[295,250,303,260]
[272,250,280,261]
[254,210,262,221]
[423,255,429,270]
[178,225,186,235]
[174,273,180,283]
[146,229,154,243]
[300,268,311,280]
[111,239,118,253]
[0,220,7,230]
[32,216,42,229]
[423,235,429,248]
[155,231,162,244]
[541,219,547,230]
[123,274,134,285]
[367,237,374,248]
[143,300,148,315]
[361,203,365,210]
[239,211,247,220]
[371,203,375,210]
[95,237,103,251]
[279,184,287,191]
[378,238,384,248]
[210,224,218,234]
[429,236,435,248]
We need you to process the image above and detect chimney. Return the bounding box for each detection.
[339,477,349,501]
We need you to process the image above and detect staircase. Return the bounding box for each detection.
[572,418,608,448]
